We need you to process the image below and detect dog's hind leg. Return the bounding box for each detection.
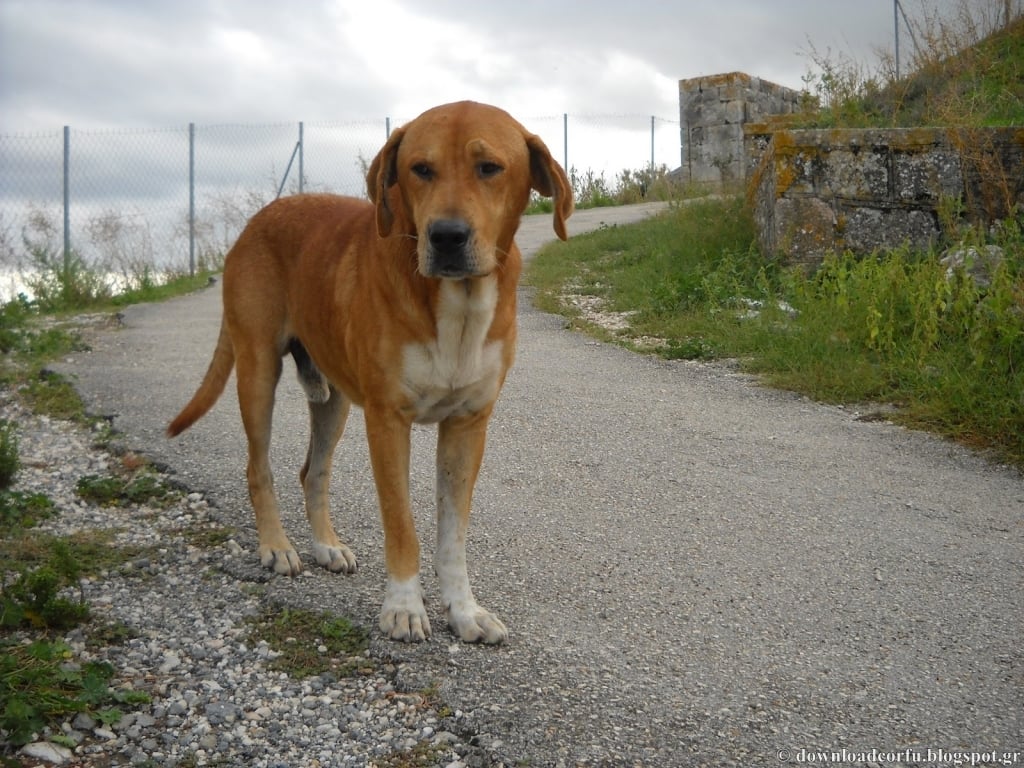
[301,385,358,573]
[289,339,330,403]
[236,346,303,576]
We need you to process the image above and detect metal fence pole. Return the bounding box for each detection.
[298,121,304,194]
[188,122,195,276]
[62,125,70,286]
[386,116,391,140]
[563,113,568,172]
[650,116,655,171]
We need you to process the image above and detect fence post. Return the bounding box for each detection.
[386,116,391,140]
[650,116,655,171]
[298,121,304,194]
[62,126,70,288]
[563,113,568,172]
[188,122,195,277]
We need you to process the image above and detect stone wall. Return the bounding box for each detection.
[678,72,802,188]
[745,126,1024,266]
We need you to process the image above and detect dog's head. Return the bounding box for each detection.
[367,101,573,280]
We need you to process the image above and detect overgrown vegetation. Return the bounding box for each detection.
[0,490,154,749]
[526,163,685,214]
[2,203,224,314]
[527,196,1024,465]
[798,0,1023,127]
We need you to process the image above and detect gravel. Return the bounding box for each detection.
[1,394,490,768]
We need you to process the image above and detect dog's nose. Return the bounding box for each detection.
[426,219,473,277]
[428,219,471,255]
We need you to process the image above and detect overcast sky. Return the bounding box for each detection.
[0,0,953,132]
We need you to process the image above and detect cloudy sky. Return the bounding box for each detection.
[1,0,941,133]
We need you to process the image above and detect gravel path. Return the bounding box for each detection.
[2,395,480,767]
[11,201,1023,767]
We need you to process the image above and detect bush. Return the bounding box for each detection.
[0,419,18,489]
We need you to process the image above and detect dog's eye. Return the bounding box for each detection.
[477,162,503,179]
[411,163,434,180]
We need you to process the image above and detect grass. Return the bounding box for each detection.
[0,513,155,748]
[526,196,1024,466]
[798,3,1024,127]
[245,606,372,679]
[525,163,686,214]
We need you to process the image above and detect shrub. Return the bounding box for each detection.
[0,419,18,489]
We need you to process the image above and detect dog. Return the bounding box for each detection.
[167,101,573,644]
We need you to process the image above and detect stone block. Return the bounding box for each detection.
[774,196,836,265]
[893,149,962,203]
[841,206,939,254]
[821,146,890,200]
[724,100,746,125]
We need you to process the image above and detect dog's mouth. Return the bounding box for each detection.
[420,218,494,279]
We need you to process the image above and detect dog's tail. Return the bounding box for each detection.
[167,320,235,437]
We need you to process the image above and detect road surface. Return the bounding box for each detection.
[59,202,1023,766]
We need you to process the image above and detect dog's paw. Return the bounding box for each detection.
[447,602,508,645]
[259,546,303,576]
[379,577,431,643]
[312,541,357,574]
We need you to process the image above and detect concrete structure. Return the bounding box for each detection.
[678,72,802,189]
[745,126,1024,266]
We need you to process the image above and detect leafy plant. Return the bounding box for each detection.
[0,421,17,490]
[0,638,149,747]
[0,490,55,532]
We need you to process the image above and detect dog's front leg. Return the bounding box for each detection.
[436,411,508,644]
[365,407,430,642]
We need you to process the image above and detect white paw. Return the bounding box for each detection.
[312,541,357,574]
[259,546,303,576]
[379,577,431,643]
[446,600,508,644]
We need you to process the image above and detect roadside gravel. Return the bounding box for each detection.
[2,394,490,768]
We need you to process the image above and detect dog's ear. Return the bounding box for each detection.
[526,134,574,241]
[367,126,405,237]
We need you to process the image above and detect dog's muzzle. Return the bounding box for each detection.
[424,219,478,278]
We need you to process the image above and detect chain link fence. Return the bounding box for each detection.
[0,114,681,299]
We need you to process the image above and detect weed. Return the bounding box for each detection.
[246,607,371,679]
[0,490,55,531]
[183,525,236,549]
[0,638,150,746]
[798,1,1023,128]
[0,529,149,584]
[19,369,86,423]
[76,469,178,508]
[0,422,17,490]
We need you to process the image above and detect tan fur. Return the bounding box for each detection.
[168,101,572,644]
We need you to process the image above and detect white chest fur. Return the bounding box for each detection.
[401,277,505,424]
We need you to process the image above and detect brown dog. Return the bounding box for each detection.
[167,101,573,643]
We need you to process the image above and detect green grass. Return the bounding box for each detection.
[526,197,1024,466]
[76,469,179,508]
[798,11,1024,128]
[0,638,150,747]
[246,607,372,679]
